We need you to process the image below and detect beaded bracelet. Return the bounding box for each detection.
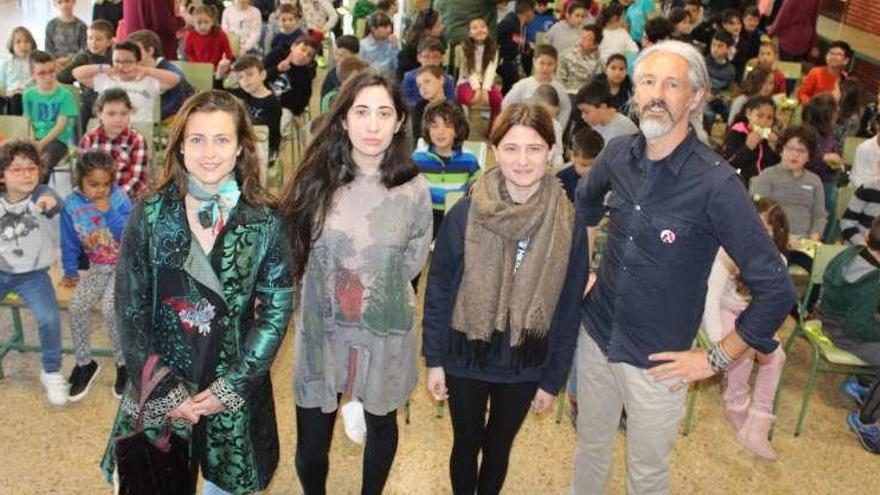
[707,342,733,374]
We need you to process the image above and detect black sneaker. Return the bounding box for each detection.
[68,361,101,402]
[114,365,128,399]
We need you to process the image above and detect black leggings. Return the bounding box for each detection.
[295,404,399,495]
[445,375,538,495]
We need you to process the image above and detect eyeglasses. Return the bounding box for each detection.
[783,145,808,155]
[4,166,40,176]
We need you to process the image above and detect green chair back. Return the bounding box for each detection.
[777,61,803,80]
[462,140,488,169]
[809,243,847,285]
[171,61,214,92]
[836,185,856,224]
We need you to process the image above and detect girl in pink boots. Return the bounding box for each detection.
[702,197,790,460]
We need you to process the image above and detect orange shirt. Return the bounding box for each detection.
[797,66,842,104]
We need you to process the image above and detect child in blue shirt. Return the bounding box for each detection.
[527,0,557,45]
[358,12,400,78]
[60,150,132,401]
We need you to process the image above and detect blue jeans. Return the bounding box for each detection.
[0,269,62,372]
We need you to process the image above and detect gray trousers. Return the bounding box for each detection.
[70,264,123,366]
[571,328,687,495]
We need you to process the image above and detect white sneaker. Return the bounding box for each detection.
[40,371,68,406]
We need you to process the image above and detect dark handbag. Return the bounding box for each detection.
[115,354,194,495]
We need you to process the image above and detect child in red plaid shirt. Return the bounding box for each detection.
[78,88,148,196]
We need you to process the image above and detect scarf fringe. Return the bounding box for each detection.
[447,328,549,372]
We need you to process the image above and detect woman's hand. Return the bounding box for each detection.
[531,388,555,414]
[426,367,448,401]
[191,389,226,416]
[166,398,200,423]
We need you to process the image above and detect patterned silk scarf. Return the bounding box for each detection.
[186,175,241,236]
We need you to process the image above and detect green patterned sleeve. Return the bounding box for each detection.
[215,216,295,408]
[115,200,189,421]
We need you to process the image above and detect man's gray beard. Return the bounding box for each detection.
[639,116,676,140]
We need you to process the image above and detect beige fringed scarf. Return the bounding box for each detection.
[451,166,574,346]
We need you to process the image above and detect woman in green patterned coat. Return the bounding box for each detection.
[100,90,295,495]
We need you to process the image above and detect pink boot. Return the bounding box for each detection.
[751,347,786,414]
[723,350,755,431]
[736,409,778,460]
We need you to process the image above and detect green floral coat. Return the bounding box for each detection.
[100,184,294,494]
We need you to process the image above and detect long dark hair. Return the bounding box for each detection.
[152,90,269,206]
[739,67,772,97]
[280,72,418,282]
[837,78,864,123]
[802,94,837,138]
[405,7,442,46]
[730,95,775,126]
[462,18,497,77]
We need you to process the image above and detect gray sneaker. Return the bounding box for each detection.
[40,371,68,406]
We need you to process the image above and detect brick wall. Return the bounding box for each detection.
[840,0,880,35]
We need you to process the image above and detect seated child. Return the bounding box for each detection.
[497,0,536,94]
[78,88,148,197]
[0,27,36,116]
[320,34,360,98]
[0,140,66,405]
[456,18,503,121]
[264,34,320,128]
[230,55,281,183]
[270,4,306,52]
[557,24,604,95]
[756,41,787,96]
[557,127,603,202]
[575,79,638,145]
[184,5,236,82]
[411,100,480,238]
[298,0,338,44]
[60,150,132,401]
[703,30,737,134]
[721,95,780,185]
[358,12,399,78]
[591,53,632,113]
[533,84,565,170]
[597,3,637,64]
[221,0,263,54]
[127,29,197,121]
[411,65,449,142]
[544,1,589,54]
[23,51,79,175]
[502,44,572,129]
[320,55,370,113]
[73,41,181,124]
[401,37,455,109]
[45,0,87,68]
[526,0,557,46]
[57,19,115,130]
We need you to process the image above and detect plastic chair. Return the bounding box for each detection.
[171,61,215,92]
[775,243,868,436]
[777,61,803,81]
[227,31,241,58]
[462,140,488,170]
[681,329,711,435]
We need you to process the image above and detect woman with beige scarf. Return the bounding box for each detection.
[422,102,588,495]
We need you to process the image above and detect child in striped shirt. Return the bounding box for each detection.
[411,101,480,238]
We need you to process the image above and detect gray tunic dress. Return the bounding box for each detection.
[294,171,433,415]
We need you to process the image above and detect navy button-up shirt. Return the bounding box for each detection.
[576,130,796,369]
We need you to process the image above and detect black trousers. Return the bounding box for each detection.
[445,374,538,495]
[295,403,399,495]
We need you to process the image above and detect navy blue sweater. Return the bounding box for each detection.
[421,196,589,394]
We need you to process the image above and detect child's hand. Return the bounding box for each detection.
[824,152,843,169]
[745,130,762,150]
[277,58,292,72]
[35,195,57,213]
[60,276,79,288]
[82,231,100,250]
[217,55,231,76]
